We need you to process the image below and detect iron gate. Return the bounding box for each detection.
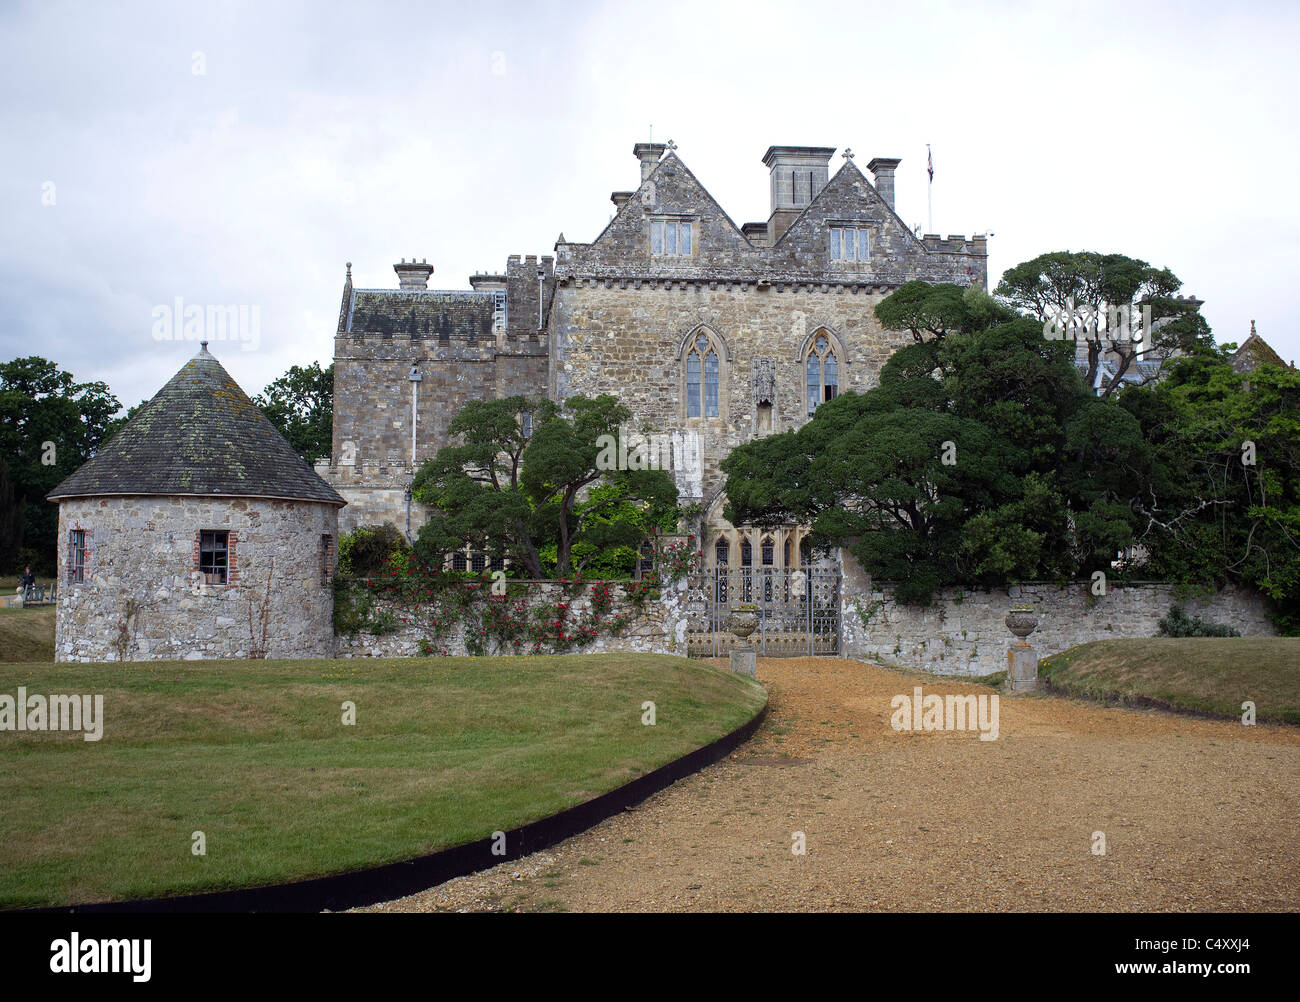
[685,567,841,658]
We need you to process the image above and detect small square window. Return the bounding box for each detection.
[650,218,693,256]
[199,530,229,586]
[830,226,869,261]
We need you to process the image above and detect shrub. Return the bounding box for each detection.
[1157,605,1241,638]
[338,524,411,578]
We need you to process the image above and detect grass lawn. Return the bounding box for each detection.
[0,606,56,663]
[0,654,765,909]
[1039,638,1300,723]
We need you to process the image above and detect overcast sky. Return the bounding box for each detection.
[2,0,1296,410]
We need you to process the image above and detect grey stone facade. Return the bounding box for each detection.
[54,497,339,662]
[47,345,346,663]
[321,141,986,553]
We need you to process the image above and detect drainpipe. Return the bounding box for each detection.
[536,266,545,330]
[404,487,413,544]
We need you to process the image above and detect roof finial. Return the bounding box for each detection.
[346,261,352,281]
[843,148,855,160]
[1250,319,1256,337]
[666,138,677,152]
[200,340,209,353]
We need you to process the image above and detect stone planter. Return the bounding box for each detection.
[1005,608,1039,692]
[1005,609,1038,640]
[728,606,758,641]
[727,605,759,678]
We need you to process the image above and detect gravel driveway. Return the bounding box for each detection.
[355,657,1300,912]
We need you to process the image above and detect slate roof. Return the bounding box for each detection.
[47,346,345,505]
[346,289,495,338]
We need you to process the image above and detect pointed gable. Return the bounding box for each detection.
[561,152,753,277]
[768,160,927,280]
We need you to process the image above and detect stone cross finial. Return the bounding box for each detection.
[666,139,677,151]
[842,148,855,160]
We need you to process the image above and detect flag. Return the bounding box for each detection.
[927,146,934,183]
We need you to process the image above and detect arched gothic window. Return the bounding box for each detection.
[806,332,839,416]
[685,331,721,418]
[714,537,730,566]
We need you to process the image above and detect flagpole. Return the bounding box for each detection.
[926,143,933,234]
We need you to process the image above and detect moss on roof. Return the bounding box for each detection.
[47,348,345,505]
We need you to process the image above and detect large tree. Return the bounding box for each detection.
[1121,349,1300,631]
[995,251,1213,395]
[722,285,1152,603]
[0,357,121,575]
[412,394,679,577]
[252,361,334,464]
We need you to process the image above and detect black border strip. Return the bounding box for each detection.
[24,700,768,914]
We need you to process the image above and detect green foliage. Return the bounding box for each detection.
[1121,354,1300,632]
[252,361,334,464]
[1157,605,1240,638]
[413,394,680,578]
[724,301,1131,604]
[0,357,122,575]
[337,524,412,578]
[993,250,1211,395]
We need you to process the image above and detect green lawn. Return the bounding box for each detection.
[1039,638,1300,723]
[0,606,56,663]
[0,654,765,909]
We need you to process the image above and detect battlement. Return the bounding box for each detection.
[921,233,989,255]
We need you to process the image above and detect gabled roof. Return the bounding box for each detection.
[771,158,925,252]
[47,346,345,505]
[585,151,752,249]
[1231,328,1286,373]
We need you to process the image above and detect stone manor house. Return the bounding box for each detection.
[319,141,988,571]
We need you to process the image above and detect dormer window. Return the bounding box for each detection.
[830,226,869,261]
[651,218,693,256]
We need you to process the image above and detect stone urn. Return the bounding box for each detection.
[1005,607,1040,692]
[1005,608,1038,641]
[728,604,759,642]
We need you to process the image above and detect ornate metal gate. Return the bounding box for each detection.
[685,567,841,658]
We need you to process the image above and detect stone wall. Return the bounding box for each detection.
[839,553,1278,676]
[335,577,690,658]
[54,495,339,662]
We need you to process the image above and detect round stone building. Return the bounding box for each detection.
[46,344,346,662]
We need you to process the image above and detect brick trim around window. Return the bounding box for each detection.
[192,529,239,588]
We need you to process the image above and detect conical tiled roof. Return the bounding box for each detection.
[47,345,345,505]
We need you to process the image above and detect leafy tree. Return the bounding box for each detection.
[723,289,1151,603]
[0,357,121,575]
[995,251,1211,395]
[412,394,679,578]
[1122,353,1300,631]
[252,361,334,463]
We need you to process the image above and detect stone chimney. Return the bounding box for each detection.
[762,145,835,242]
[867,157,901,211]
[611,191,633,209]
[633,142,667,182]
[394,258,434,290]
